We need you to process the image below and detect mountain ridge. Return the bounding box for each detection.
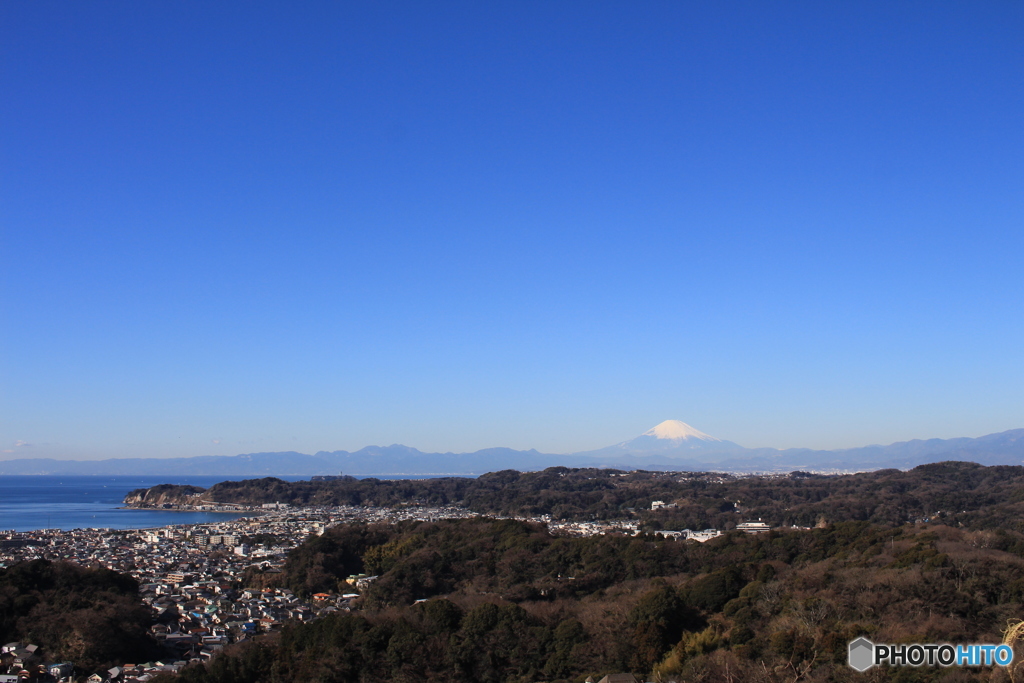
[2,422,1023,476]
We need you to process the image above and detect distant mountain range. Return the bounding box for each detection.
[2,420,1023,476]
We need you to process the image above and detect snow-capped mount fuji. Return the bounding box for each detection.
[576,420,746,461]
[644,420,720,442]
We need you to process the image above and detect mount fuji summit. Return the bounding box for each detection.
[576,420,746,462]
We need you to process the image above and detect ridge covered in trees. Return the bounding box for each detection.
[162,517,1024,682]
[131,461,1024,532]
[0,560,161,672]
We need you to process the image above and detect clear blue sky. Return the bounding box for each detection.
[2,2,1022,460]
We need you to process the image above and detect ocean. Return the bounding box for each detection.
[0,475,308,532]
[0,474,464,533]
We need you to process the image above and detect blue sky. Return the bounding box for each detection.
[2,1,1022,460]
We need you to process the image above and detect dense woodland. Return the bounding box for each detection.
[165,517,1024,682]
[0,560,161,672]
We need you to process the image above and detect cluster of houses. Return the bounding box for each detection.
[141,582,358,660]
[0,655,187,683]
[543,517,641,537]
[1,645,84,683]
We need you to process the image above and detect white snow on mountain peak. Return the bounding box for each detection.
[644,420,720,442]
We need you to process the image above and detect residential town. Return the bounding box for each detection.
[0,504,747,682]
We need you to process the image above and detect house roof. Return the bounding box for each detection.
[598,675,639,683]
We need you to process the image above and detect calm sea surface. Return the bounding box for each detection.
[0,475,308,532]
[0,474,462,533]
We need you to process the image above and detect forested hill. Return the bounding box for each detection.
[129,461,1024,531]
[163,517,1024,683]
[0,560,161,672]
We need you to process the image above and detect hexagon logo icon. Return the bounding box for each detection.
[848,637,875,672]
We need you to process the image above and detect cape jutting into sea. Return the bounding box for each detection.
[0,474,450,533]
[0,476,268,532]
